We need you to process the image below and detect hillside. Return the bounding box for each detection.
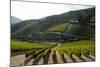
[11,7,95,42]
[46,22,70,32]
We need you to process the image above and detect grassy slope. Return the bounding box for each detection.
[65,24,92,36]
[59,40,94,48]
[46,22,91,36]
[46,23,69,32]
[66,24,81,32]
[11,40,55,52]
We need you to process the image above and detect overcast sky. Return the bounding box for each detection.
[11,1,94,20]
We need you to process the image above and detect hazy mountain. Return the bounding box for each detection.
[11,16,22,24]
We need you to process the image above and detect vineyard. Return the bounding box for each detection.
[11,40,95,66]
[11,6,95,66]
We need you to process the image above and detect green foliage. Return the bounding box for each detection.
[57,40,95,56]
[11,40,55,52]
[46,23,69,32]
[65,24,81,35]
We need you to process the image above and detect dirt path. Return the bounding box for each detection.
[54,49,63,64]
[89,55,95,61]
[63,52,73,63]
[27,59,34,65]
[11,54,25,66]
[81,55,93,62]
[37,57,44,64]
[47,43,60,64]
[72,54,83,62]
[48,49,54,64]
[56,43,61,48]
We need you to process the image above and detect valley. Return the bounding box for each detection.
[11,7,95,66]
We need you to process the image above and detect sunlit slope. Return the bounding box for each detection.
[46,23,69,32]
[65,24,92,36]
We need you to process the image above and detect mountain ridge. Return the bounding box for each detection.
[11,16,22,24]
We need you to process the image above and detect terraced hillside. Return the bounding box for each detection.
[11,40,95,66]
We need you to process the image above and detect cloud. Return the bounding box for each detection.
[11,1,94,20]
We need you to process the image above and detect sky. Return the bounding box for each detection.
[11,1,94,20]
